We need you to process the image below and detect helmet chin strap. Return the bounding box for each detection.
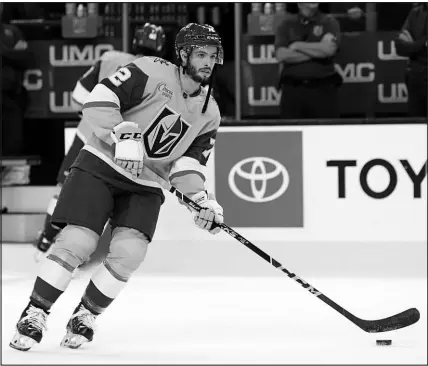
[181,48,194,75]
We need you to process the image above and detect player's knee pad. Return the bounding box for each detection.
[105,227,149,281]
[49,225,99,269]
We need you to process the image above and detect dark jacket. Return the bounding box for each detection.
[394,4,427,71]
[1,22,33,93]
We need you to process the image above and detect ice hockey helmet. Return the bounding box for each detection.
[132,23,166,54]
[175,23,223,65]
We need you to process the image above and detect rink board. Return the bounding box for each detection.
[64,124,427,245]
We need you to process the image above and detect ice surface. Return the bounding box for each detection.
[2,270,426,364]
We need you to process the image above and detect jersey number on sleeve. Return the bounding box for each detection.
[108,67,132,87]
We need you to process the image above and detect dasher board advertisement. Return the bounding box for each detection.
[214,125,427,242]
[64,124,427,242]
[214,131,304,228]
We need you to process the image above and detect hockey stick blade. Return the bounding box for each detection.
[354,307,420,333]
[143,167,420,333]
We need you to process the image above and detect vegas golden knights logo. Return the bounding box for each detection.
[143,105,191,159]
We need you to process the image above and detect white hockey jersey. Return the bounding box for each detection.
[78,56,221,197]
[71,50,138,143]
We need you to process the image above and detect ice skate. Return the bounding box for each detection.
[60,303,97,349]
[9,304,48,351]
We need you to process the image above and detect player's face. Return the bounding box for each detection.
[187,45,218,83]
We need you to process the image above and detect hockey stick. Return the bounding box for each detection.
[144,167,420,333]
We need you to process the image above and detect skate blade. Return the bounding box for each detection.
[60,331,89,349]
[9,332,37,351]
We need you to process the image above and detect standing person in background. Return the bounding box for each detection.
[33,23,166,270]
[394,3,427,118]
[275,3,342,119]
[0,2,33,185]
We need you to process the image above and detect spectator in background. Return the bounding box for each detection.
[1,2,34,185]
[275,3,342,119]
[394,3,427,118]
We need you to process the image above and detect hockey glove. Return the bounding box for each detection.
[191,191,224,235]
[111,121,144,179]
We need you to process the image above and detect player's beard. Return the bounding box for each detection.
[186,62,211,84]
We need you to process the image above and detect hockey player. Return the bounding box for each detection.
[10,23,224,351]
[33,23,166,270]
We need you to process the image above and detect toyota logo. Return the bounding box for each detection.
[228,157,289,203]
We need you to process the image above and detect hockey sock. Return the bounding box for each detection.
[81,263,128,314]
[30,257,74,311]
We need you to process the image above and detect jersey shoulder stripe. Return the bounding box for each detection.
[79,60,102,92]
[100,62,149,113]
[99,51,138,80]
[132,56,177,83]
[78,51,137,94]
[183,129,217,166]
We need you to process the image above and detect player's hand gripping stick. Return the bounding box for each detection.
[111,121,144,179]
